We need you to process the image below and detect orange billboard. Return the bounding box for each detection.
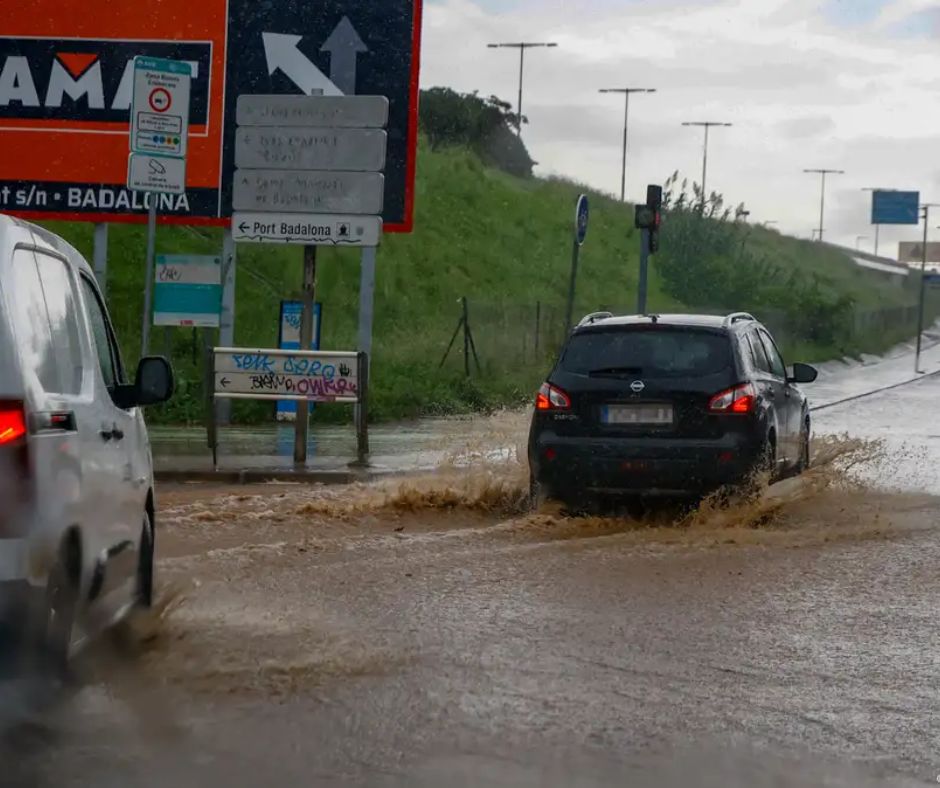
[0,0,228,224]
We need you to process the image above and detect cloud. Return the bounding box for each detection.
[420,0,940,252]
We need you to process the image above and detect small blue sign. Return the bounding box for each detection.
[575,194,590,246]
[276,301,323,421]
[872,190,920,225]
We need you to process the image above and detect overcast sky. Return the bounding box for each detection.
[420,0,940,257]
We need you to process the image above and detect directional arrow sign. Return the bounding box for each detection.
[236,94,389,128]
[320,16,368,95]
[233,170,384,214]
[224,0,421,232]
[232,211,383,246]
[235,127,387,171]
[213,348,361,403]
[261,32,343,96]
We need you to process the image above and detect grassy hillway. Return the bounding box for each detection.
[44,141,936,425]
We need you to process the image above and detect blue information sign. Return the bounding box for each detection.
[276,301,323,421]
[872,190,920,225]
[153,255,222,327]
[575,194,590,246]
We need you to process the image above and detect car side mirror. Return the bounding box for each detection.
[135,356,174,406]
[113,356,174,409]
[788,362,818,384]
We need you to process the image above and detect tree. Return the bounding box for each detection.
[419,87,535,177]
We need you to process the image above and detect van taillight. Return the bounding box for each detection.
[536,383,571,411]
[708,383,756,414]
[0,402,26,445]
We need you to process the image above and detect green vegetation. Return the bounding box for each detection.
[44,141,936,426]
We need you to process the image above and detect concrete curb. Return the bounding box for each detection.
[811,366,940,413]
[154,466,418,485]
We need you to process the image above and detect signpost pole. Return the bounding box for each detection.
[915,205,930,374]
[564,237,581,333]
[294,246,317,465]
[218,229,237,424]
[565,195,590,331]
[93,223,108,296]
[353,351,370,466]
[637,228,650,314]
[355,247,377,431]
[141,199,158,354]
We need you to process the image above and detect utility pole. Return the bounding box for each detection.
[598,87,656,202]
[804,168,844,243]
[486,41,558,138]
[681,121,732,212]
[915,203,940,374]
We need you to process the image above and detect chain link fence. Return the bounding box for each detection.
[438,299,931,376]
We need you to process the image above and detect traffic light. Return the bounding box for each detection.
[634,185,663,251]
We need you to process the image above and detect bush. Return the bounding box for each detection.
[656,172,856,349]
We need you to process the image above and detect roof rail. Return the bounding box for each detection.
[577,311,614,327]
[723,311,755,327]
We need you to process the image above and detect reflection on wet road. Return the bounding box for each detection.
[5,362,940,786]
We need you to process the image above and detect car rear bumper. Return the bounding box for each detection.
[531,432,762,496]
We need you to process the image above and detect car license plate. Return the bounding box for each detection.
[602,404,673,425]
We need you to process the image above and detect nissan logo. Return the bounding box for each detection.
[630,380,645,394]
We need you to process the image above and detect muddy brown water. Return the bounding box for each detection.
[3,433,940,786]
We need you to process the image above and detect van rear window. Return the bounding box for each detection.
[560,328,732,377]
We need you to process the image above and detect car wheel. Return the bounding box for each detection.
[40,560,76,680]
[137,511,155,609]
[795,422,811,475]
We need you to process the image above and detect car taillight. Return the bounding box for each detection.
[535,382,571,411]
[0,402,26,445]
[708,383,756,415]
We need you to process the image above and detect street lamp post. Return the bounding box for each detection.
[682,121,732,211]
[487,42,559,138]
[599,88,656,202]
[803,168,844,243]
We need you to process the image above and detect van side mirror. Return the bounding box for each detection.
[113,356,174,408]
[135,356,174,406]
[787,362,818,384]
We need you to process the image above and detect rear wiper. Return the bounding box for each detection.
[587,366,643,377]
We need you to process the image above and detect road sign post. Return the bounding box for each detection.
[294,246,317,465]
[564,194,590,332]
[128,56,192,353]
[233,92,387,464]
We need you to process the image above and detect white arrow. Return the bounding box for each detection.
[262,32,343,96]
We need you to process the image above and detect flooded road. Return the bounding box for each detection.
[5,363,940,786]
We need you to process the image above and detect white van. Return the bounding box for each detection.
[0,214,172,673]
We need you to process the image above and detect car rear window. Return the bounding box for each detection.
[560,328,732,377]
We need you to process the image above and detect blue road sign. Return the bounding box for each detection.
[276,301,323,421]
[872,190,920,225]
[575,194,590,246]
[224,0,422,231]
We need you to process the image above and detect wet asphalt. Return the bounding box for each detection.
[5,357,940,786]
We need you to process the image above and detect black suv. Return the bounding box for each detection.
[528,312,818,502]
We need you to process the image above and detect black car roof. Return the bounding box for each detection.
[575,313,756,332]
